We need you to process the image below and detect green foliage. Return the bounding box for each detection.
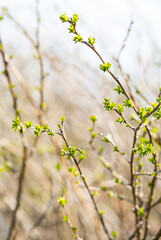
[149,157,156,164]
[70,146,78,156]
[0,43,3,50]
[12,116,21,132]
[0,16,3,21]
[137,207,144,217]
[101,186,108,191]
[114,85,123,94]
[104,98,116,111]
[148,182,153,188]
[99,147,104,154]
[1,69,7,75]
[102,134,110,143]
[113,145,119,152]
[34,124,43,136]
[112,231,118,237]
[115,177,119,183]
[139,107,152,121]
[92,132,97,138]
[99,62,111,72]
[48,131,54,136]
[88,37,96,45]
[0,167,4,173]
[9,83,15,89]
[61,116,66,123]
[73,34,83,43]
[58,196,68,206]
[100,210,104,215]
[94,190,98,196]
[108,191,114,198]
[90,115,97,123]
[69,166,79,176]
[78,150,86,161]
[124,99,133,108]
[55,162,61,171]
[60,14,69,23]
[43,124,50,131]
[153,105,161,120]
[72,14,79,23]
[117,104,124,113]
[24,121,33,128]
[116,117,124,124]
[63,215,69,222]
[68,24,75,33]
[136,137,156,156]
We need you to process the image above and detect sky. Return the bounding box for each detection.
[0,0,161,89]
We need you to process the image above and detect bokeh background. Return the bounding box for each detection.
[0,0,161,239]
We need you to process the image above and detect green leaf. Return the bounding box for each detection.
[55,162,61,171]
[92,132,97,138]
[12,116,21,132]
[24,121,33,128]
[113,145,119,152]
[100,210,104,215]
[112,231,118,237]
[108,191,114,198]
[60,14,69,23]
[99,62,111,72]
[48,131,54,136]
[88,37,96,45]
[117,104,124,113]
[115,177,119,183]
[34,124,43,136]
[78,151,86,161]
[68,24,75,33]
[116,117,124,124]
[104,98,116,111]
[60,116,66,123]
[153,105,161,120]
[90,115,97,122]
[63,215,69,222]
[0,43,3,50]
[58,196,68,206]
[9,83,15,89]
[114,85,123,94]
[43,124,50,131]
[124,99,133,108]
[101,186,107,191]
[137,207,144,217]
[73,34,83,43]
[2,69,7,75]
[72,227,77,232]
[94,190,98,196]
[0,167,4,173]
[72,14,79,23]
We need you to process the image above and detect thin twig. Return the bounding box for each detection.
[0,37,29,240]
[58,126,111,240]
[117,19,134,61]
[23,194,55,240]
[143,126,158,240]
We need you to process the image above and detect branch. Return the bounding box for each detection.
[152,228,161,240]
[0,37,29,240]
[58,125,112,240]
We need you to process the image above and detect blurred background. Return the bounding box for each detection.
[0,0,161,239]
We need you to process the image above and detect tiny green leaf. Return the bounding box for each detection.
[58,196,68,206]
[88,37,96,45]
[99,62,111,72]
[60,14,69,23]
[73,34,83,43]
